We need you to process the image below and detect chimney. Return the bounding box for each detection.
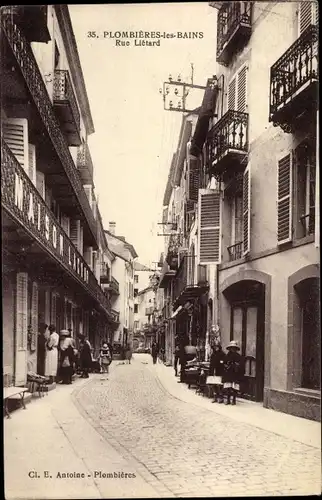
[109,221,116,235]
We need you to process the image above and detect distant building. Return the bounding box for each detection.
[105,222,138,347]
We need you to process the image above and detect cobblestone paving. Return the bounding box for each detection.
[75,360,321,497]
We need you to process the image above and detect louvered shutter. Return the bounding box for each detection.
[28,144,36,186]
[84,185,93,208]
[277,152,293,244]
[228,77,236,110]
[30,282,38,351]
[3,118,29,174]
[198,189,222,265]
[237,65,248,113]
[36,171,45,198]
[79,224,84,255]
[187,157,200,203]
[51,294,57,326]
[242,165,251,255]
[70,219,80,250]
[298,1,317,35]
[61,215,70,237]
[15,272,28,386]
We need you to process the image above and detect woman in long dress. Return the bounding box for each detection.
[59,330,75,384]
[44,325,59,383]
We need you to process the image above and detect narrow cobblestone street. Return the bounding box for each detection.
[74,355,321,497]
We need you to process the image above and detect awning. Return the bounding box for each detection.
[171,306,183,318]
[173,284,209,310]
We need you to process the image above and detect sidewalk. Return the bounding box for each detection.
[4,371,160,500]
[150,360,321,450]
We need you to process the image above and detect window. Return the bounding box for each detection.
[134,288,138,297]
[134,304,138,314]
[294,140,316,239]
[134,275,138,284]
[227,64,248,113]
[134,320,139,330]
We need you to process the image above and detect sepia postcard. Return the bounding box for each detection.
[1,2,320,499]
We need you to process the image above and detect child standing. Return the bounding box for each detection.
[209,343,226,403]
[99,343,112,374]
[222,340,244,405]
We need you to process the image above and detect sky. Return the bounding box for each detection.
[69,3,218,268]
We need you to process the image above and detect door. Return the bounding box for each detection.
[230,301,265,401]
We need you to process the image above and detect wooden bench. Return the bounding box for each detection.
[3,386,29,419]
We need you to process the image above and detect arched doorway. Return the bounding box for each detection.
[223,279,266,402]
[294,277,320,390]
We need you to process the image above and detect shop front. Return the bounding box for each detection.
[2,145,111,387]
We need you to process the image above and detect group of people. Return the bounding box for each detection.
[173,338,245,405]
[37,323,113,384]
[208,340,244,405]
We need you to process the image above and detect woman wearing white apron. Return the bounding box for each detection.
[45,325,59,383]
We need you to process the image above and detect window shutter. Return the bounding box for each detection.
[277,152,293,244]
[298,1,317,35]
[28,144,37,186]
[3,118,29,174]
[30,282,38,351]
[237,65,248,113]
[36,171,45,199]
[15,272,28,386]
[61,215,70,237]
[242,165,251,255]
[70,219,80,250]
[187,157,200,203]
[198,189,222,265]
[51,294,57,326]
[228,77,236,110]
[84,185,93,208]
[79,224,84,255]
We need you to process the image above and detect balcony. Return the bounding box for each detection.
[269,25,318,133]
[2,6,51,43]
[101,275,120,295]
[145,307,154,316]
[110,309,120,329]
[173,256,209,310]
[1,140,111,317]
[165,233,183,270]
[77,142,94,185]
[217,2,252,65]
[208,110,248,177]
[227,241,243,261]
[53,70,81,147]
[1,14,98,246]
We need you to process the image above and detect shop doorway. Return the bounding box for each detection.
[225,280,265,402]
[295,277,320,390]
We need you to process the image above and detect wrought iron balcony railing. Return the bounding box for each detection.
[1,13,98,246]
[110,276,120,295]
[2,5,51,43]
[53,70,81,146]
[1,140,111,316]
[227,241,243,261]
[111,309,120,324]
[209,110,248,173]
[269,25,318,132]
[145,307,154,316]
[77,142,94,184]
[217,1,252,64]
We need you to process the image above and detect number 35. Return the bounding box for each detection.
[87,31,98,38]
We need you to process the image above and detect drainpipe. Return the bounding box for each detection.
[315,110,319,248]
